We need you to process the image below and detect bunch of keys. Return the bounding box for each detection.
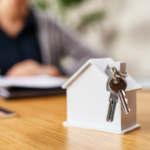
[106,65,130,122]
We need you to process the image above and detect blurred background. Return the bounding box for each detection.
[31,0,150,79]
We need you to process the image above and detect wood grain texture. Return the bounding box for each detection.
[0,91,149,150]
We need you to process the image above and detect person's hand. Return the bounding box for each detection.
[6,59,62,77]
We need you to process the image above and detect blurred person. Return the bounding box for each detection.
[0,0,102,77]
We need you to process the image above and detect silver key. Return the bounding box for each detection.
[106,93,118,122]
[108,77,130,114]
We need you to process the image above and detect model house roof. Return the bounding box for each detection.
[62,58,142,92]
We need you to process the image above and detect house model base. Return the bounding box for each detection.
[63,121,140,134]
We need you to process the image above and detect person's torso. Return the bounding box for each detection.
[0,11,42,75]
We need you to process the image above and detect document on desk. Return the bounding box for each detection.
[0,75,68,99]
[0,75,67,88]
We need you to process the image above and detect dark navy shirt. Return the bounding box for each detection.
[0,11,42,75]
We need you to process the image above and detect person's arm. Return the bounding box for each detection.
[49,17,105,76]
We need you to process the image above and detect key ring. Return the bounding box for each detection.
[106,66,120,83]
[112,67,128,78]
[106,66,128,84]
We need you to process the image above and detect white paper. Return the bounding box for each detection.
[0,75,68,89]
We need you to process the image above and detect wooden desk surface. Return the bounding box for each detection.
[0,91,149,150]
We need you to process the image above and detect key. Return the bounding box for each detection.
[106,93,118,122]
[108,77,130,114]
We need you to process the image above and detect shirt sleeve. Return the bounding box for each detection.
[47,15,105,76]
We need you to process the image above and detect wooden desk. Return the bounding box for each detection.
[0,91,149,150]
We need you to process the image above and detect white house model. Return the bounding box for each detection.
[62,58,142,134]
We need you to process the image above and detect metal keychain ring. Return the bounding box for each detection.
[112,67,128,78]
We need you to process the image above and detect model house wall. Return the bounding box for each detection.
[67,64,122,130]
